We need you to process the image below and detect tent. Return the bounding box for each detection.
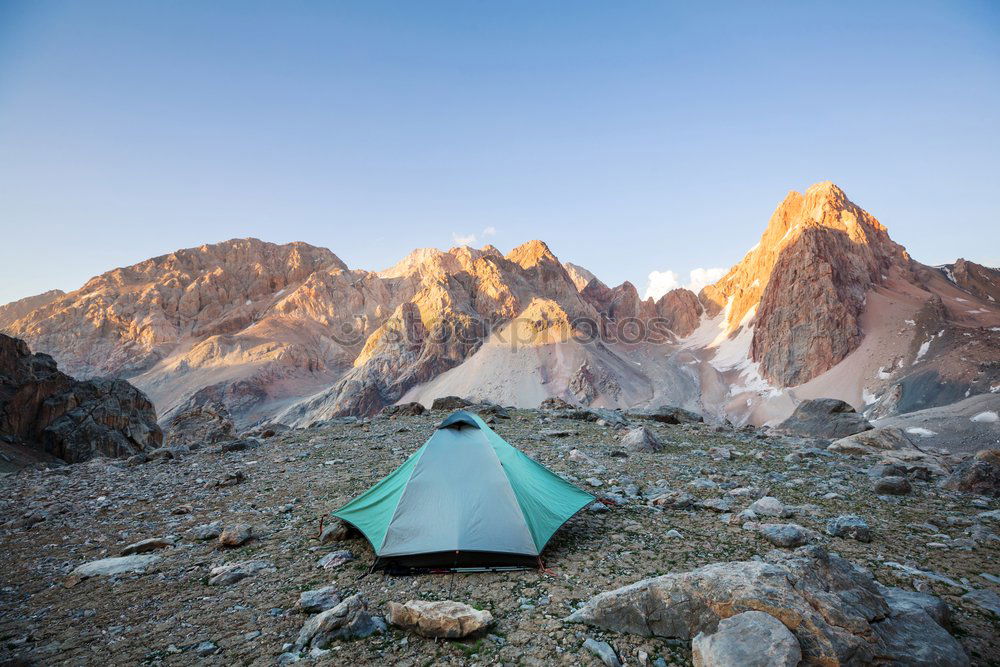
[333,410,595,571]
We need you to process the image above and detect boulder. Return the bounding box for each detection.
[540,397,575,410]
[961,589,1000,617]
[566,545,967,666]
[297,586,342,613]
[691,611,801,667]
[874,476,912,495]
[826,515,872,542]
[121,537,175,555]
[650,490,695,509]
[295,594,383,649]
[218,438,258,453]
[828,427,911,455]
[381,402,426,417]
[777,398,872,439]
[386,600,493,638]
[879,586,952,629]
[620,427,663,453]
[163,399,236,447]
[207,560,274,585]
[871,608,970,666]
[431,396,472,411]
[943,459,1000,497]
[756,523,813,548]
[66,554,159,586]
[472,402,510,419]
[627,405,703,424]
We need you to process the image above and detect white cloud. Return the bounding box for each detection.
[687,267,726,293]
[644,267,726,300]
[644,270,681,300]
[452,232,477,246]
[482,226,496,237]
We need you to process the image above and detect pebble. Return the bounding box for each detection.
[317,550,354,569]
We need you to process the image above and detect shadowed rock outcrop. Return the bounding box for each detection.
[0,334,162,464]
[777,398,872,439]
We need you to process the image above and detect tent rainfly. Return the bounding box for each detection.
[333,410,595,571]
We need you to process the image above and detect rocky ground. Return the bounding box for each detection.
[1,408,998,666]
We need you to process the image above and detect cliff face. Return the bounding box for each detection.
[700,182,911,386]
[0,334,162,463]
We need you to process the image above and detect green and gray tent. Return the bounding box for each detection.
[333,410,594,571]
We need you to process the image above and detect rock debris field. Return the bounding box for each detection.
[1,408,998,666]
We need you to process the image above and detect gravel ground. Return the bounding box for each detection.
[1,410,998,666]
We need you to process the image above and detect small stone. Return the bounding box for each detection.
[189,522,223,540]
[757,523,812,548]
[698,497,734,513]
[386,599,493,638]
[207,560,274,585]
[747,496,790,518]
[194,641,218,657]
[708,447,732,460]
[219,524,252,547]
[826,515,872,542]
[317,550,354,569]
[583,638,622,667]
[319,520,354,543]
[665,529,683,539]
[295,594,383,649]
[650,490,695,509]
[214,470,246,488]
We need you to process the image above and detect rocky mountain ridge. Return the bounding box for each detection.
[3,183,998,429]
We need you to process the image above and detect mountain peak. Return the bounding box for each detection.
[804,180,846,198]
[506,240,559,269]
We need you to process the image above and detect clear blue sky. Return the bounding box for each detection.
[1,1,998,305]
